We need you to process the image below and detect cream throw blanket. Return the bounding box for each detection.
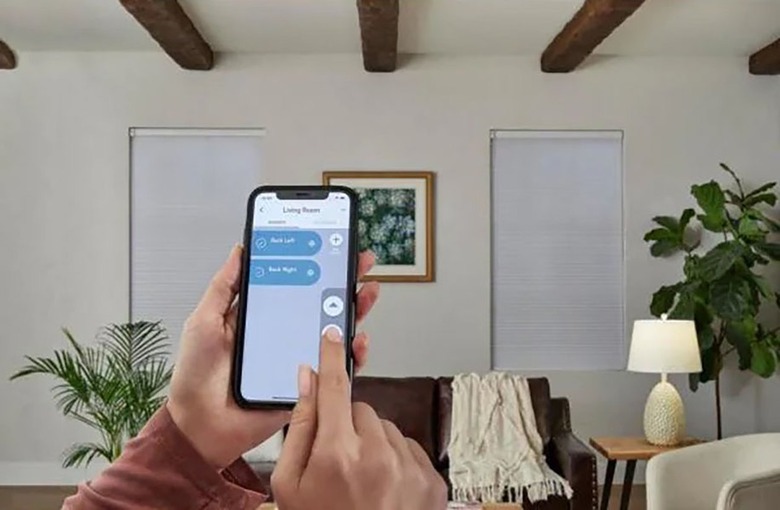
[448,373,573,503]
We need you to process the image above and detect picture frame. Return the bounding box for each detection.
[322,171,435,283]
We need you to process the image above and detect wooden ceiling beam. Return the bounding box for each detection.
[0,39,17,70]
[357,0,399,72]
[118,0,213,70]
[541,0,646,73]
[749,38,780,75]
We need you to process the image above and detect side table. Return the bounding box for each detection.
[589,436,703,510]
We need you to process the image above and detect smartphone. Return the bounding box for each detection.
[232,185,358,409]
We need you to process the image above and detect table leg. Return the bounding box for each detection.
[600,460,616,510]
[619,460,637,510]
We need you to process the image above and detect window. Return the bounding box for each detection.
[491,130,625,370]
[130,128,264,345]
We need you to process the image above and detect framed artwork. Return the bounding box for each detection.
[322,171,435,282]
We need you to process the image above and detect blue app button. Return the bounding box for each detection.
[251,230,322,256]
[249,259,321,286]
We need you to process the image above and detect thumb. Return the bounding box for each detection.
[274,365,318,483]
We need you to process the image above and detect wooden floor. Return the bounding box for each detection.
[602,485,646,510]
[0,485,646,510]
[0,486,76,510]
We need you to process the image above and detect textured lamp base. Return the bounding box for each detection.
[643,379,685,446]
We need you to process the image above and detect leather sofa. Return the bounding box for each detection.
[251,376,597,510]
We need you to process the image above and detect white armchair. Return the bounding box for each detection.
[646,433,780,510]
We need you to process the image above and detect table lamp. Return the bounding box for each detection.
[627,315,702,446]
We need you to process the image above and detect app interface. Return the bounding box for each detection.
[240,191,351,403]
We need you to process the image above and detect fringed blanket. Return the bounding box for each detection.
[448,372,573,503]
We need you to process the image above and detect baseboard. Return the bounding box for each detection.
[0,462,108,486]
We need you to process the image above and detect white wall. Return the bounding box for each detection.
[0,53,778,484]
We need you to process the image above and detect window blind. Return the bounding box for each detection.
[491,130,625,370]
[130,128,264,347]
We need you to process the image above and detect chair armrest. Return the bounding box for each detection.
[717,468,780,510]
[648,443,721,510]
[647,439,766,510]
[550,432,597,510]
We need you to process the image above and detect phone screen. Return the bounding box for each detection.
[238,190,353,404]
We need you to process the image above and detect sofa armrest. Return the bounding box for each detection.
[549,397,572,436]
[717,468,780,510]
[550,431,597,510]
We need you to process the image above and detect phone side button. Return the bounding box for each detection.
[352,283,358,338]
[351,298,357,340]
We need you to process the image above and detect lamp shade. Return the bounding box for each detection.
[627,318,702,374]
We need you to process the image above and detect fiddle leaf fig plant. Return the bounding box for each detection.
[10,321,172,467]
[644,164,780,439]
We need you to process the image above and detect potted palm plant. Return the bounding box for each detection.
[10,321,173,467]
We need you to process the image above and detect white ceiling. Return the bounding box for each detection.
[1,0,779,56]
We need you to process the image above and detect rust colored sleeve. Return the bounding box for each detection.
[62,406,267,510]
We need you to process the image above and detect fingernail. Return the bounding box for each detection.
[298,365,312,397]
[325,328,342,343]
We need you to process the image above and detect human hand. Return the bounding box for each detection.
[271,330,448,510]
[167,245,380,469]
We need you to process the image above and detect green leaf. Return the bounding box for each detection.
[650,239,681,257]
[750,343,776,378]
[688,372,700,392]
[751,275,773,299]
[680,208,696,230]
[102,321,170,372]
[736,348,754,370]
[669,289,696,319]
[691,181,726,227]
[63,443,114,468]
[697,324,715,350]
[698,214,726,233]
[726,317,757,346]
[744,181,777,199]
[720,163,744,196]
[693,301,715,348]
[698,242,744,281]
[683,255,700,279]
[693,179,726,204]
[652,216,680,232]
[650,284,682,317]
[738,217,765,240]
[755,242,780,261]
[679,208,700,251]
[698,347,721,384]
[711,278,752,321]
[776,292,780,309]
[743,193,777,208]
[644,228,676,242]
[644,227,682,257]
[725,190,743,206]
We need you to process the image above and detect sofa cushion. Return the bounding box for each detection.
[436,376,552,463]
[352,376,438,461]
